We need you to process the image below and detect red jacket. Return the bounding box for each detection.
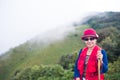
[77,45,104,80]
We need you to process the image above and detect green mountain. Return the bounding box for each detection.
[0,24,88,80]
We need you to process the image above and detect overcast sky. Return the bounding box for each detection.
[0,0,120,54]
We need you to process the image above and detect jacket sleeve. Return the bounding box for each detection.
[101,50,108,73]
[74,49,82,78]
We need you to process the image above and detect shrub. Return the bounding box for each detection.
[105,57,120,80]
[11,64,74,80]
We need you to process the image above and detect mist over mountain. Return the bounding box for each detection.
[30,25,75,44]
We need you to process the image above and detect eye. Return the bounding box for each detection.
[90,37,95,40]
[84,38,89,41]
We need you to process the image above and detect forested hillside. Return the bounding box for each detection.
[0,12,120,80]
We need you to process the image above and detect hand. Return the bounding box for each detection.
[97,50,103,63]
[76,77,80,80]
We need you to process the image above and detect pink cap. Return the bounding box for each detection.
[81,28,99,40]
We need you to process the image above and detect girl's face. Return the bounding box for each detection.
[83,37,97,48]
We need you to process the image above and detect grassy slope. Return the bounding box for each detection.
[0,25,89,80]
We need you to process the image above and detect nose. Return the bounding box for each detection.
[87,39,91,42]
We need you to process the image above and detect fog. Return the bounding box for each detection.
[0,0,120,54]
[30,24,76,46]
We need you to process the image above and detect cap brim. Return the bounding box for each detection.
[81,35,98,40]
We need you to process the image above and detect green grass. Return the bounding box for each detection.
[0,25,89,80]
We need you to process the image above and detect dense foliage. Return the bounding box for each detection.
[11,65,73,80]
[58,52,78,70]
[84,12,120,29]
[105,56,120,80]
